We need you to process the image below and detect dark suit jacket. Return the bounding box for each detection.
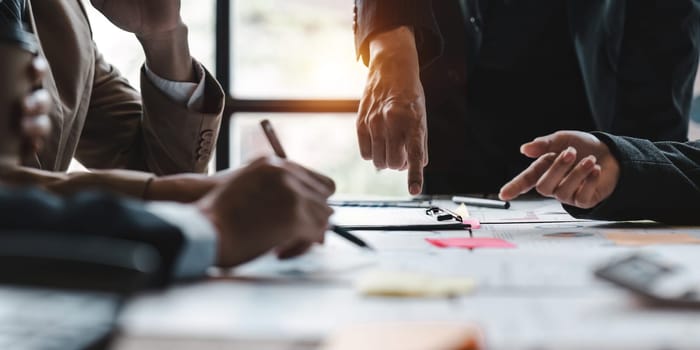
[567,133,700,225]
[354,0,700,192]
[0,188,185,287]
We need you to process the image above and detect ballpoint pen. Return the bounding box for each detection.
[452,195,511,210]
[260,119,375,251]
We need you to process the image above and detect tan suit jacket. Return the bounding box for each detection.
[3,0,224,198]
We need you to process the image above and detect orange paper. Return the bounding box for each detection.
[605,232,700,246]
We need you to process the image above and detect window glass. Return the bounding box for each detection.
[84,0,216,89]
[72,0,216,173]
[231,114,407,196]
[231,0,368,99]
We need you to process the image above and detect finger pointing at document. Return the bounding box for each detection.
[499,131,621,209]
[357,26,428,195]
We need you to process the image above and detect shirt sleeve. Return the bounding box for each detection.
[354,0,442,67]
[144,62,207,112]
[145,201,218,279]
[563,132,700,225]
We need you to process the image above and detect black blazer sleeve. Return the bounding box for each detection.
[0,188,186,287]
[565,132,700,224]
[612,1,700,141]
[354,0,442,67]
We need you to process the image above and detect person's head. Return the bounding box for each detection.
[0,0,39,166]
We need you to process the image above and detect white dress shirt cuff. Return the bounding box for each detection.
[145,202,218,279]
[144,61,207,111]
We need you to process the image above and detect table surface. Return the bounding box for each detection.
[115,199,700,350]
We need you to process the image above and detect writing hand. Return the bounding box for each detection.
[197,157,336,267]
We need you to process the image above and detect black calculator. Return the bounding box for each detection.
[595,253,700,308]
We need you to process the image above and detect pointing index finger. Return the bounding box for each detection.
[499,153,557,200]
[407,132,425,195]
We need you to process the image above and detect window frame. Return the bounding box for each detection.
[215,0,360,171]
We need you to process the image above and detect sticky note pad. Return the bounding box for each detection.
[321,322,483,350]
[426,237,516,249]
[605,232,700,246]
[463,218,481,230]
[356,270,475,298]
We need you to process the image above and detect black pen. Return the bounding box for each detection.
[260,120,375,251]
[452,195,510,210]
[329,224,374,250]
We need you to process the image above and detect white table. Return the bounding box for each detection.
[114,199,700,350]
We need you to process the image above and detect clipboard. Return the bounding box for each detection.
[330,206,471,231]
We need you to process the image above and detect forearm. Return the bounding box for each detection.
[144,173,217,203]
[369,26,418,66]
[368,26,421,92]
[137,23,195,83]
[355,0,441,66]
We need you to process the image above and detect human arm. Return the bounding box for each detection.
[0,157,336,282]
[76,0,224,175]
[499,131,700,224]
[499,131,618,209]
[0,188,187,287]
[354,0,443,195]
[354,0,442,67]
[146,156,337,272]
[357,27,427,195]
[195,157,336,266]
[567,133,700,224]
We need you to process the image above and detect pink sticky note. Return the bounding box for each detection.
[426,237,516,249]
[462,218,481,230]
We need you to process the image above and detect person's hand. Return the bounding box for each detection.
[196,157,336,267]
[89,0,182,38]
[20,56,52,155]
[357,26,428,195]
[90,0,194,82]
[499,131,620,209]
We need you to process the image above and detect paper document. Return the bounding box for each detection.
[331,206,469,230]
[464,199,585,224]
[224,245,377,283]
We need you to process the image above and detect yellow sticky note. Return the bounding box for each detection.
[356,270,475,298]
[605,232,700,246]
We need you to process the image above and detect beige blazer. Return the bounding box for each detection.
[3,0,224,198]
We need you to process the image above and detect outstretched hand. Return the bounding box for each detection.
[499,131,620,209]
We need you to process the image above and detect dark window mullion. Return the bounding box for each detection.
[215,0,232,170]
[228,98,359,113]
[217,0,360,170]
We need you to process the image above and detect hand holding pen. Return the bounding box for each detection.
[260,120,374,251]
